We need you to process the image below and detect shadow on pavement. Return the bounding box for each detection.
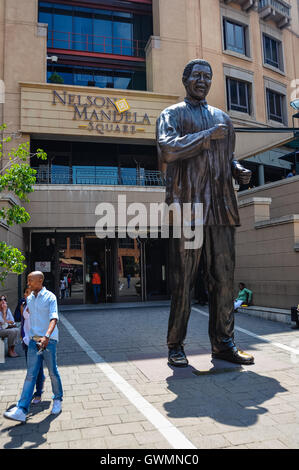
[164,368,287,427]
[1,401,58,449]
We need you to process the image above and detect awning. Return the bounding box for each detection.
[59,258,83,266]
[235,128,294,160]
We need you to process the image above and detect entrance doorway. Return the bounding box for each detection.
[85,237,115,303]
[117,237,142,301]
[29,232,170,304]
[144,238,168,299]
[58,235,84,304]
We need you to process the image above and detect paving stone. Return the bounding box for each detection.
[192,434,230,449]
[49,441,69,449]
[270,412,299,425]
[109,422,144,435]
[247,439,288,449]
[69,437,106,449]
[224,429,258,446]
[60,417,95,430]
[104,434,140,449]
[134,430,169,446]
[81,426,111,438]
[82,400,109,410]
[141,421,155,431]
[92,415,122,427]
[46,429,82,443]
[102,406,128,416]
[71,409,101,420]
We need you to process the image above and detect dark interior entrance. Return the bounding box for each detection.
[144,238,168,299]
[85,237,115,303]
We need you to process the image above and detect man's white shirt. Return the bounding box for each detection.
[26,287,59,341]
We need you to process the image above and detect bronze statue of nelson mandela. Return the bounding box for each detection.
[156,59,254,367]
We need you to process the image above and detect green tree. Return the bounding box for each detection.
[48,72,64,84]
[0,124,47,284]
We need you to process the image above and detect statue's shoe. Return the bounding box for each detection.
[168,347,189,367]
[212,347,254,365]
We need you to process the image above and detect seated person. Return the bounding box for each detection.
[0,295,20,357]
[234,283,252,311]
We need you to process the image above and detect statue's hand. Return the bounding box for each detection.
[210,124,229,140]
[233,162,252,185]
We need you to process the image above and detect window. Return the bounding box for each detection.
[47,63,146,90]
[39,1,152,58]
[263,35,282,70]
[227,78,251,114]
[223,19,246,55]
[266,89,284,123]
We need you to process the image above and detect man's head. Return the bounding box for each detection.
[27,271,44,292]
[239,282,245,290]
[182,59,213,101]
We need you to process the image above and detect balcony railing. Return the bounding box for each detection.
[48,30,147,58]
[258,0,291,28]
[33,166,165,187]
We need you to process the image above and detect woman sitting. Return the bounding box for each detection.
[0,295,20,357]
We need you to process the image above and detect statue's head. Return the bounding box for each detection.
[182,59,213,101]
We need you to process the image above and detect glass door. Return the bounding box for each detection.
[57,235,84,304]
[117,236,143,301]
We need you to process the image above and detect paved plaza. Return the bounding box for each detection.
[1,303,299,449]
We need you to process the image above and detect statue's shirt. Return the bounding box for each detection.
[156,98,240,226]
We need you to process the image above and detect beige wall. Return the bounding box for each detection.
[236,180,299,308]
[148,0,299,129]
[2,0,47,135]
[23,185,166,230]
[239,176,299,219]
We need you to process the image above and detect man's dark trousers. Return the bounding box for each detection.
[167,225,236,353]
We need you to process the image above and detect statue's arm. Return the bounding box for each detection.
[156,110,213,164]
[229,123,252,185]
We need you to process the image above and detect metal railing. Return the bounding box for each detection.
[48,30,147,58]
[33,166,165,187]
[258,0,291,17]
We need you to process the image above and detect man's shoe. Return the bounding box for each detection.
[3,406,26,423]
[212,346,254,365]
[168,346,189,367]
[32,396,42,405]
[51,400,62,415]
[291,323,299,330]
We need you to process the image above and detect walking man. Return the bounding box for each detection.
[156,59,254,367]
[3,271,63,422]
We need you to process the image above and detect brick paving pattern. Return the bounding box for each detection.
[0,304,299,449]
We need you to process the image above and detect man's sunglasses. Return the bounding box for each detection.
[0,297,7,301]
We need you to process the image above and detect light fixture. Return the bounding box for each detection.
[47,55,58,63]
[290,99,299,111]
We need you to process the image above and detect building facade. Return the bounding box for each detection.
[0,0,299,307]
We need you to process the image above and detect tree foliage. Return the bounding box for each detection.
[0,124,47,284]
